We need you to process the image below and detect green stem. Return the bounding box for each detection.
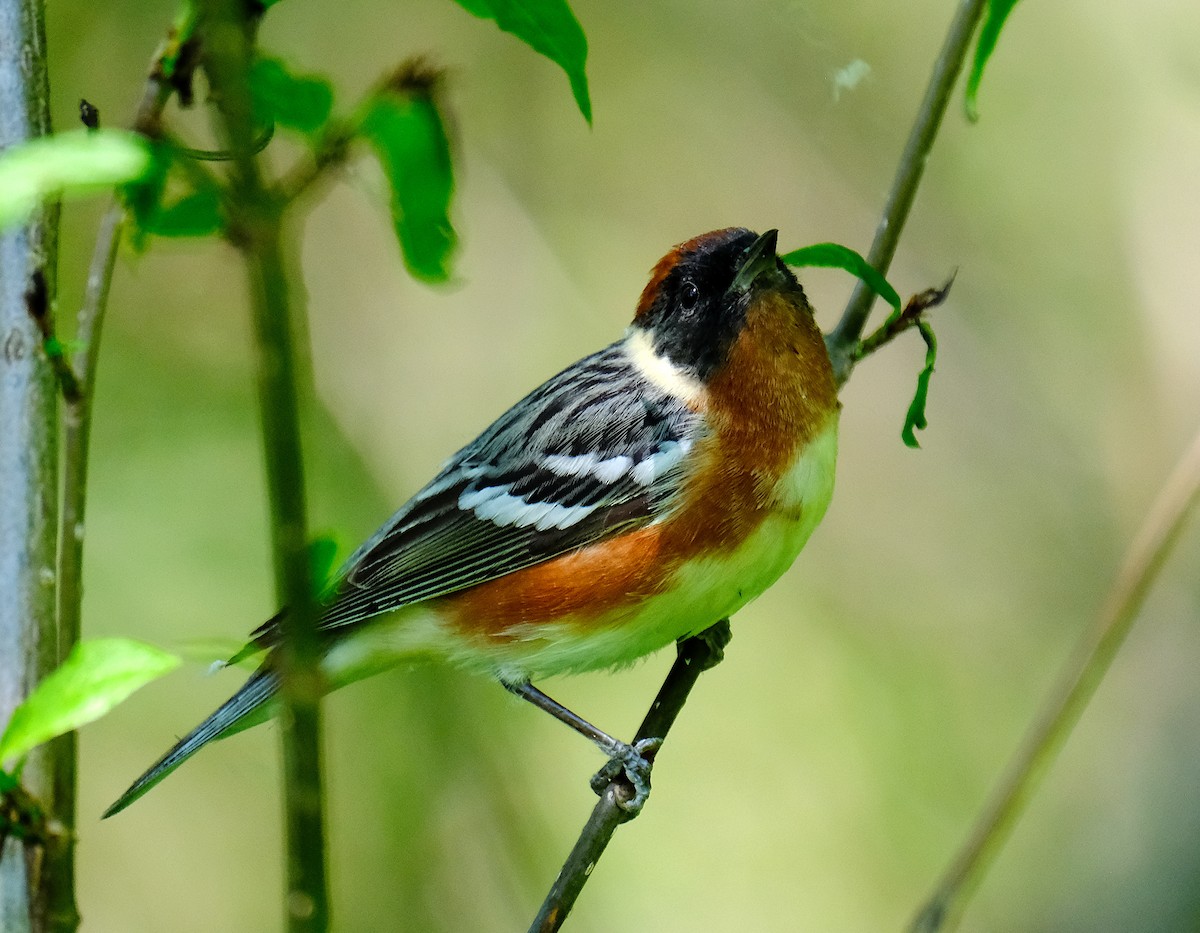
[910,428,1200,932]
[246,205,328,932]
[198,4,329,930]
[48,24,199,932]
[60,203,123,654]
[825,0,987,387]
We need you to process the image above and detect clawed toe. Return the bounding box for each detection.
[590,736,663,813]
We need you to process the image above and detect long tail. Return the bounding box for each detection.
[103,666,279,819]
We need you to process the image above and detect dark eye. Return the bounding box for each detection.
[679,280,700,311]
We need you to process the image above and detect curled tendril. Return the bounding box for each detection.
[175,119,275,161]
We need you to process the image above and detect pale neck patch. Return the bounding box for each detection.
[623,328,707,409]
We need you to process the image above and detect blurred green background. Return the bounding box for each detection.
[41,0,1200,930]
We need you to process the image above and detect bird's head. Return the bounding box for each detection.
[631,227,817,384]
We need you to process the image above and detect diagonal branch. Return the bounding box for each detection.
[528,622,732,933]
[909,426,1200,933]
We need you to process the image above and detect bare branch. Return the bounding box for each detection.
[910,427,1200,932]
[825,0,987,385]
[528,621,731,932]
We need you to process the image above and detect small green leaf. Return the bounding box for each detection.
[173,637,258,668]
[902,320,938,449]
[781,242,902,313]
[452,0,591,124]
[123,143,171,249]
[141,187,223,238]
[250,56,334,136]
[965,0,1022,122]
[125,142,224,243]
[0,129,153,229]
[309,534,339,592]
[0,639,181,767]
[359,90,457,282]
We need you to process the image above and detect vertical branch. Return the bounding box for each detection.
[198,3,329,930]
[41,22,198,932]
[50,200,120,906]
[55,14,195,861]
[825,0,987,385]
[0,1,71,932]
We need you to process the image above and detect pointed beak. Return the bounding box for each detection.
[730,229,780,295]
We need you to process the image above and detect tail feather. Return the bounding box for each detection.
[103,667,279,819]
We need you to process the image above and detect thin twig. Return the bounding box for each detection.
[60,202,122,654]
[528,621,732,932]
[48,28,200,932]
[852,275,955,368]
[277,122,353,204]
[825,0,987,386]
[197,3,329,930]
[24,270,80,403]
[910,427,1200,933]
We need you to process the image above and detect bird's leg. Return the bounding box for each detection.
[503,680,662,812]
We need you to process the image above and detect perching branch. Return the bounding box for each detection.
[196,3,329,930]
[909,426,1200,933]
[825,0,988,386]
[528,621,732,933]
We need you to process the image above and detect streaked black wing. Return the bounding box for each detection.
[251,341,701,645]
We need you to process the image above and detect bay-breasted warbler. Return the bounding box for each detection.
[105,227,839,817]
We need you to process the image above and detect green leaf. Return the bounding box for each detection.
[780,242,902,313]
[902,320,938,449]
[142,187,223,238]
[250,56,334,136]
[0,639,181,767]
[452,0,591,124]
[359,90,457,282]
[309,534,340,592]
[125,143,225,243]
[965,0,1022,122]
[122,143,171,249]
[174,637,258,667]
[0,129,153,229]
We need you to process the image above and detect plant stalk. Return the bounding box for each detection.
[197,3,329,929]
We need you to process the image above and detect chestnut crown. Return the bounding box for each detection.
[633,227,810,381]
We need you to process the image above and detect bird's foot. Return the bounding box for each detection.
[589,736,663,814]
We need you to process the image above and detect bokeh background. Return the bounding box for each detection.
[40,0,1200,929]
